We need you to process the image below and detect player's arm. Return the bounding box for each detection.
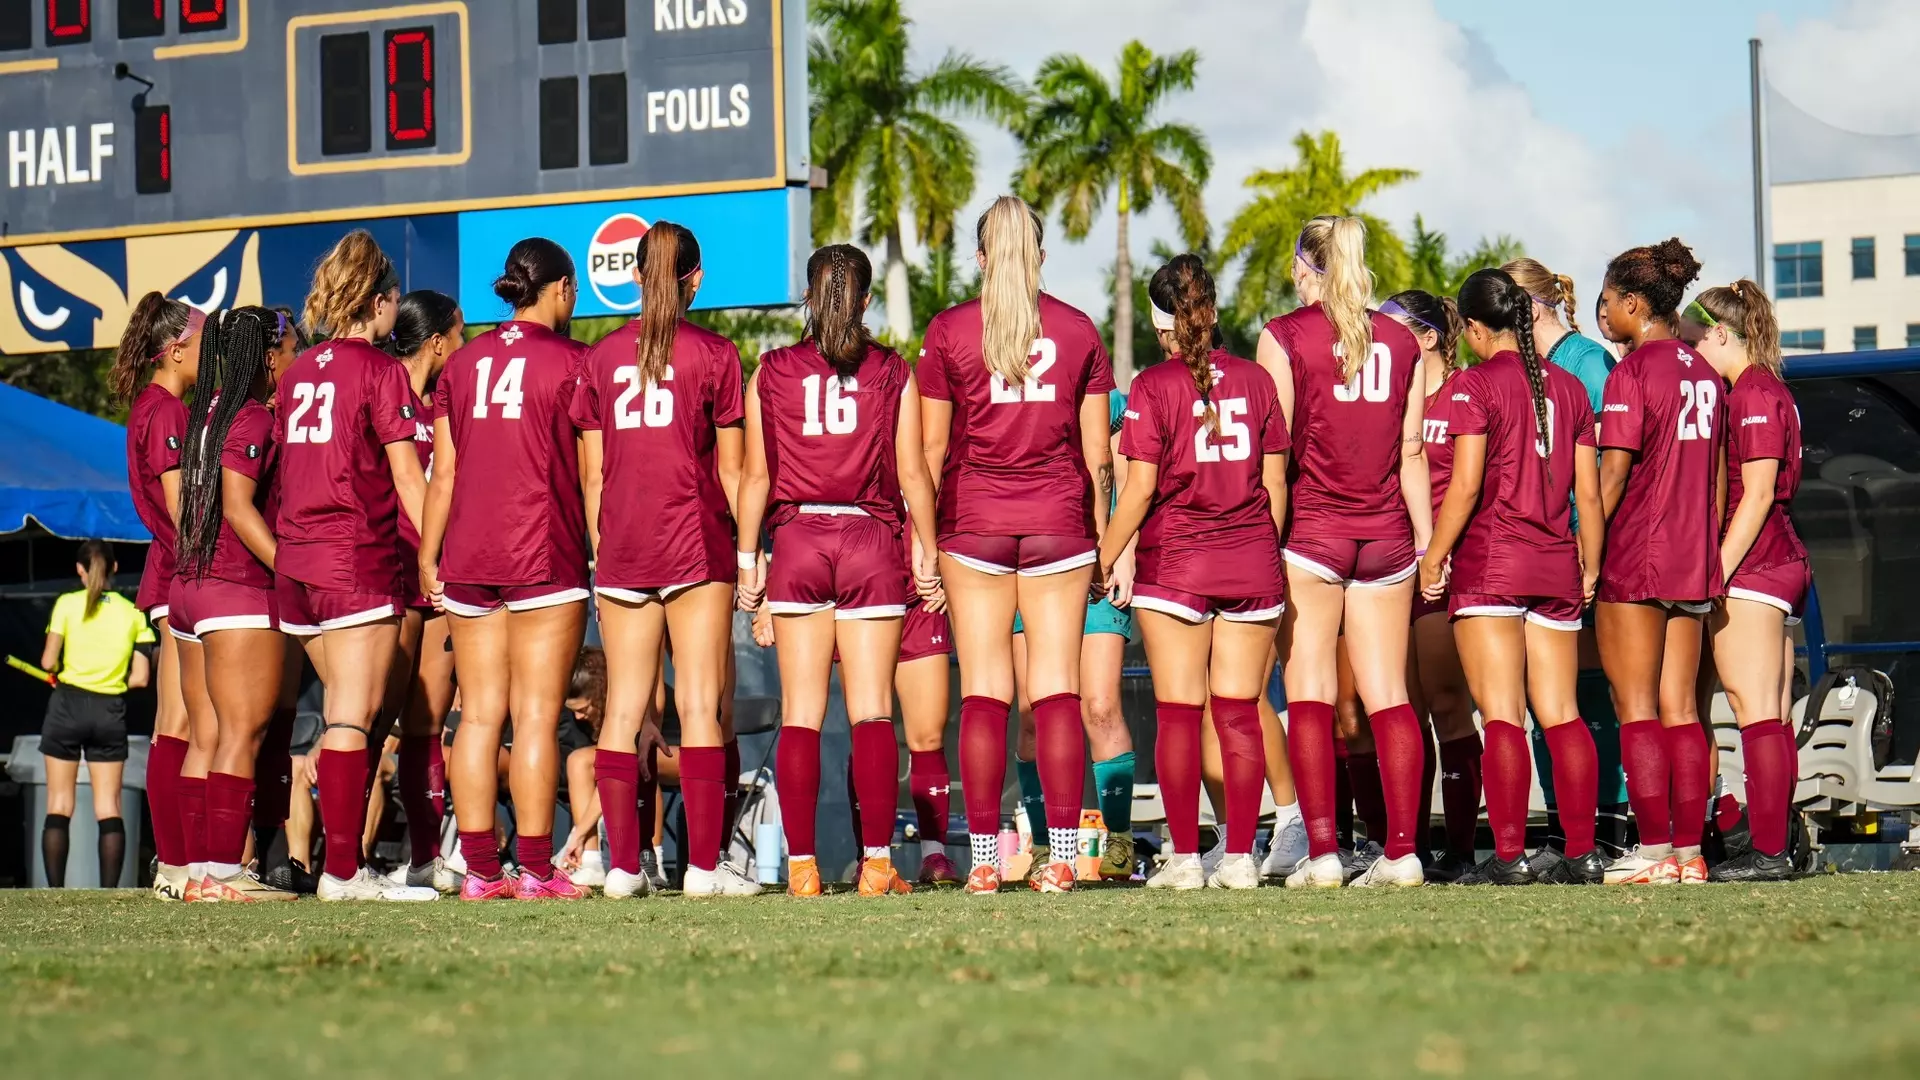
[418,414,457,607]
[386,441,427,538]
[1099,457,1157,580]
[127,648,151,690]
[161,468,183,536]
[895,376,940,594]
[920,396,952,494]
[1574,444,1604,602]
[1398,378,1434,553]
[1263,449,1290,540]
[578,430,604,557]
[1420,433,1485,599]
[1081,392,1113,544]
[717,422,745,523]
[1720,457,1779,585]
[221,469,277,570]
[40,631,63,675]
[1599,450,1633,522]
[1255,328,1295,433]
[1108,434,1140,608]
[733,370,771,611]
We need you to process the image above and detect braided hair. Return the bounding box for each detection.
[1148,254,1223,433]
[804,244,874,379]
[1458,269,1553,494]
[178,307,277,578]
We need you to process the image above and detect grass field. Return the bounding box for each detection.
[3,876,1917,1078]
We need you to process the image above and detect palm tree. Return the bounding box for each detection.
[1220,130,1417,322]
[1015,41,1210,385]
[1405,215,1526,298]
[809,0,1025,342]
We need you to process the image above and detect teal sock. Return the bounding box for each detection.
[1093,752,1135,832]
[1578,669,1629,805]
[1015,758,1047,843]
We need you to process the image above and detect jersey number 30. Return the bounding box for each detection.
[1331,343,1393,403]
[285,382,335,444]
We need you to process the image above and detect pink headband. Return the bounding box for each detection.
[150,307,206,364]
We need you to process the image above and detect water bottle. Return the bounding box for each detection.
[754,822,783,884]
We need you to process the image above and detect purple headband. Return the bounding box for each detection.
[150,307,206,364]
[1377,299,1440,334]
[1294,233,1322,274]
[274,310,289,341]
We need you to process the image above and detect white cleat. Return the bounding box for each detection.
[568,855,608,890]
[1146,853,1205,890]
[1207,853,1262,890]
[1200,835,1227,878]
[382,857,463,894]
[318,867,440,902]
[603,867,653,899]
[1350,852,1425,888]
[1284,853,1346,889]
[682,863,762,897]
[1262,819,1309,879]
[152,862,189,901]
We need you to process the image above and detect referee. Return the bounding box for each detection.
[38,540,154,888]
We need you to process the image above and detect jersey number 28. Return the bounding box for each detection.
[1676,379,1716,441]
[285,382,335,444]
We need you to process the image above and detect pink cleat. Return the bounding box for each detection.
[516,868,590,900]
[459,873,519,901]
[918,851,962,885]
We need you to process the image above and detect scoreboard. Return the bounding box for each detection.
[0,0,807,247]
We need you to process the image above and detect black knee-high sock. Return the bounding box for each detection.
[97,816,126,888]
[42,814,71,888]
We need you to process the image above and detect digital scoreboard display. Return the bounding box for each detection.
[0,0,805,247]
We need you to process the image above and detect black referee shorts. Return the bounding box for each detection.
[40,685,130,763]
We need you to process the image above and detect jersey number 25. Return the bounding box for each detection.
[1194,398,1251,463]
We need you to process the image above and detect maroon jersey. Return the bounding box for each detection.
[1598,338,1726,602]
[1265,305,1422,540]
[1118,350,1287,598]
[126,383,188,588]
[199,401,277,589]
[433,322,589,587]
[917,293,1116,539]
[1446,352,1596,599]
[572,318,744,589]
[1421,367,1461,519]
[395,385,436,549]
[756,340,909,530]
[274,338,419,594]
[1725,366,1806,572]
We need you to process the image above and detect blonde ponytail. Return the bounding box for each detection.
[1502,257,1581,335]
[1299,216,1374,382]
[976,195,1045,386]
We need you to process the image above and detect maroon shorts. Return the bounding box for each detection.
[276,576,403,637]
[1284,534,1417,588]
[138,558,173,622]
[1450,592,1583,631]
[767,510,909,619]
[900,603,952,664]
[1130,583,1285,624]
[441,581,591,618]
[172,577,276,639]
[1412,591,1448,622]
[1728,558,1811,624]
[940,533,1095,577]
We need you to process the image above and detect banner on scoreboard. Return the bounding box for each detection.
[454,188,807,322]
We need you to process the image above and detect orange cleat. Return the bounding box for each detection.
[964,864,1002,895]
[1677,855,1709,884]
[857,857,912,897]
[201,870,299,902]
[1604,847,1681,885]
[182,875,204,903]
[787,856,823,898]
[1030,860,1076,894]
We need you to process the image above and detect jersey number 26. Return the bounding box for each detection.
[612,365,675,429]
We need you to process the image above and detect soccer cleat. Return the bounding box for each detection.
[517,868,590,900]
[964,864,1002,895]
[1424,851,1477,884]
[1534,850,1606,885]
[640,847,671,892]
[383,857,463,895]
[1523,846,1565,880]
[1030,860,1076,894]
[1261,819,1309,879]
[566,854,607,890]
[1207,853,1262,890]
[1199,835,1227,878]
[786,857,823,898]
[857,857,913,897]
[1146,853,1205,890]
[917,851,961,885]
[603,867,653,899]
[1716,808,1753,862]
[202,868,299,902]
[1020,845,1050,884]
[460,872,519,901]
[1676,854,1709,885]
[1284,853,1345,889]
[1708,849,1795,883]
[1350,853,1425,888]
[262,860,318,895]
[152,862,188,901]
[319,867,440,902]
[183,875,206,903]
[1098,833,1137,880]
[1345,841,1384,884]
[683,863,763,897]
[1604,847,1680,885]
[1455,854,1533,886]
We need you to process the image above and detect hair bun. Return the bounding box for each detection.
[1652,237,1702,288]
[492,267,535,309]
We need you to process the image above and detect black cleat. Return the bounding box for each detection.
[1708,849,1795,882]
[263,859,319,895]
[1534,850,1605,884]
[1455,854,1532,886]
[1713,808,1753,863]
[1523,846,1565,880]
[1425,851,1477,884]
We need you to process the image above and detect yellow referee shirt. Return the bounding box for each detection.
[47,590,155,696]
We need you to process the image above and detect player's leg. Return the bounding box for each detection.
[594,596,667,898]
[503,599,589,898]
[840,614,909,896]
[1082,625,1136,881]
[1013,561,1093,893]
[1335,636,1386,862]
[1597,600,1679,883]
[1450,614,1531,883]
[250,639,303,875]
[1522,613,1601,883]
[1278,566,1346,886]
[147,620,192,897]
[1708,597,1795,880]
[1415,611,1480,878]
[940,552,1018,893]
[665,582,751,896]
[773,607,835,896]
[1206,613,1280,889]
[1257,644,1306,878]
[447,606,513,896]
[174,633,217,895]
[1009,630,1047,879]
[202,626,293,899]
[395,613,455,889]
[1657,609,1711,880]
[312,617,413,899]
[1341,577,1424,886]
[1137,607,1211,889]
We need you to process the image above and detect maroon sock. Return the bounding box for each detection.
[459,829,502,880]
[1286,701,1340,857]
[1370,704,1426,860]
[517,832,554,879]
[1714,793,1743,835]
[1417,723,1438,856]
[252,709,295,837]
[1617,719,1673,846]
[397,735,440,867]
[315,747,370,880]
[179,775,208,866]
[679,746,725,872]
[1155,702,1204,854]
[1333,737,1354,848]
[959,696,1009,835]
[427,739,448,819]
[1032,694,1086,831]
[908,749,950,845]
[1780,719,1799,803]
[851,720,899,850]
[721,737,743,847]
[1741,722,1791,857]
[774,727,821,858]
[1437,734,1482,859]
[205,772,255,866]
[1481,721,1530,862]
[594,748,642,873]
[1663,723,1710,849]
[147,734,188,867]
[1544,721,1599,858]
[1210,696,1267,856]
[1346,752,1388,848]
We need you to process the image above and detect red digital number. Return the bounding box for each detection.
[47,0,90,41]
[384,26,435,149]
[179,0,223,26]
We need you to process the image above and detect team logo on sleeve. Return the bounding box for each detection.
[401,404,416,419]
[165,434,180,450]
[245,444,261,459]
[588,214,652,311]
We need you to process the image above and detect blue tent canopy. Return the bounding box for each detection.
[0,381,149,542]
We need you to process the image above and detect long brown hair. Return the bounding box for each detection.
[634,222,701,388]
[1694,280,1782,377]
[1502,257,1581,335]
[109,292,196,402]
[1297,215,1374,382]
[1148,254,1222,433]
[976,195,1045,386]
[75,539,113,618]
[303,230,396,339]
[804,244,874,379]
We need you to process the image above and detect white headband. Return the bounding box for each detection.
[1149,300,1176,332]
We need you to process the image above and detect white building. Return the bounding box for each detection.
[1769,172,1920,353]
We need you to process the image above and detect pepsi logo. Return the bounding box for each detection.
[588,213,651,311]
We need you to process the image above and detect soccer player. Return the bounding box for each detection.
[111,292,203,900]
[1687,283,1804,882]
[734,244,940,897]
[1418,269,1606,885]
[577,223,753,897]
[1259,216,1432,889]
[898,552,958,884]
[1103,254,1287,890]
[1381,289,1482,882]
[278,230,436,902]
[919,195,1116,895]
[380,291,462,893]
[423,240,592,901]
[1593,239,1721,886]
[174,308,301,900]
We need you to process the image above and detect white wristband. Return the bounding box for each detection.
[737,550,758,570]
